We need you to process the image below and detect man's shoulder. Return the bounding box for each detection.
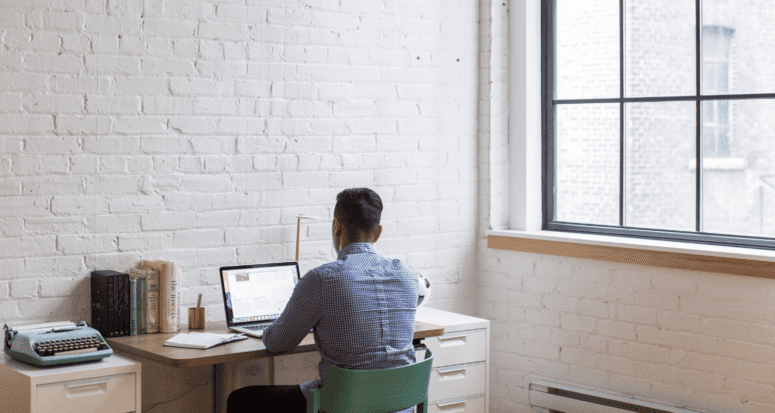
[307,253,417,278]
[380,256,418,277]
[305,260,344,278]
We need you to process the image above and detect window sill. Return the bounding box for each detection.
[486,230,775,279]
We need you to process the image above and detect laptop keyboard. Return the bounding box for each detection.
[244,324,270,331]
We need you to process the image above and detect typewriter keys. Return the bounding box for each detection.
[36,335,102,357]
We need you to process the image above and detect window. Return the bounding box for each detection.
[544,0,775,249]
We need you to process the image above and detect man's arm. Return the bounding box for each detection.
[262,270,322,353]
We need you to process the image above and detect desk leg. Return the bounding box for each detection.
[212,362,232,413]
[212,358,275,413]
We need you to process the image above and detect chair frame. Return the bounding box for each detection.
[307,346,434,413]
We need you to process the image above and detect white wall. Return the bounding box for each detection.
[479,1,775,412]
[0,0,481,326]
[478,246,775,412]
[8,1,772,412]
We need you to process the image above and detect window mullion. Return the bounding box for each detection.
[696,0,703,232]
[619,0,625,227]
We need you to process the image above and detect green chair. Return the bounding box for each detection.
[306,347,434,413]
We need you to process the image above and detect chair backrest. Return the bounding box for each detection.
[307,348,434,413]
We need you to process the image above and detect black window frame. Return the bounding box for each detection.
[541,0,775,250]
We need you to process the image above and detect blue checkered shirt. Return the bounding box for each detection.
[263,242,419,412]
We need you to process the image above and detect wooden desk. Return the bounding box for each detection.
[107,321,444,413]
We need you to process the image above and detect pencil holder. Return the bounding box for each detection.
[188,307,205,329]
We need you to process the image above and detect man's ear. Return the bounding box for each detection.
[333,217,342,236]
[372,225,383,243]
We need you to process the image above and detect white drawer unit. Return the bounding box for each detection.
[425,329,487,367]
[37,373,136,413]
[429,362,486,402]
[0,354,141,413]
[416,308,490,413]
[429,395,486,413]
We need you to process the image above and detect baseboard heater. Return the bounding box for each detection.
[529,382,697,413]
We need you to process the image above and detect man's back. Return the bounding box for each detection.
[263,242,419,397]
[228,188,420,413]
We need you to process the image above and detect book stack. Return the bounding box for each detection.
[139,260,180,333]
[129,267,159,335]
[90,270,130,338]
[90,260,180,338]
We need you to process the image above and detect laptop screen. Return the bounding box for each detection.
[219,263,300,326]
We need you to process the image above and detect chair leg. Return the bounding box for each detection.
[306,392,321,413]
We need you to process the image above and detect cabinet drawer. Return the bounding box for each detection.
[36,373,136,413]
[428,362,486,402]
[424,329,486,367]
[428,395,485,413]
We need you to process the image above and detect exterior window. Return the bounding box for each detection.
[544,0,775,248]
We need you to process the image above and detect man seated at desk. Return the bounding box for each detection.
[227,188,420,413]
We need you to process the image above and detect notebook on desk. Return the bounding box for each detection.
[164,332,248,349]
[219,262,300,338]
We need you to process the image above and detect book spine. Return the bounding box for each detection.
[90,273,107,337]
[139,278,146,334]
[146,270,160,333]
[129,278,137,336]
[172,262,180,331]
[107,274,115,338]
[160,261,180,333]
[119,273,130,337]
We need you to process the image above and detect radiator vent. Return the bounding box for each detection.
[530,382,697,413]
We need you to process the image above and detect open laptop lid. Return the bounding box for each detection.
[219,262,300,328]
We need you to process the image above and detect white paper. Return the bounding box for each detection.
[164,332,247,349]
[11,321,77,333]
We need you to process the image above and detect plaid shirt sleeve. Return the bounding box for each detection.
[262,269,322,354]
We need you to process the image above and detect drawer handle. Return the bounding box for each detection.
[437,367,467,381]
[437,335,467,347]
[437,400,466,412]
[65,378,109,389]
[64,377,109,398]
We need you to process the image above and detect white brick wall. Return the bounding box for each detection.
[475,1,775,411]
[10,1,769,412]
[478,244,775,412]
[0,0,480,324]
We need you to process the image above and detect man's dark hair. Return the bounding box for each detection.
[334,188,383,235]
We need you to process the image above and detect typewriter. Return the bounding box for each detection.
[4,321,113,367]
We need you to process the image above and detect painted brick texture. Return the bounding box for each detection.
[478,244,775,412]
[0,0,479,324]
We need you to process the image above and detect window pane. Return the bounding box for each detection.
[703,99,731,157]
[703,101,715,122]
[625,102,696,231]
[703,2,775,95]
[625,0,696,97]
[556,104,620,225]
[556,0,620,99]
[703,99,775,236]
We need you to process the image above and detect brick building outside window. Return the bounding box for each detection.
[548,0,775,244]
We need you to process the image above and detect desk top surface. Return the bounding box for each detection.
[106,321,444,368]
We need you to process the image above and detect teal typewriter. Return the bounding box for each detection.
[4,321,113,367]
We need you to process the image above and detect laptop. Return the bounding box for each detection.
[219,262,300,338]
